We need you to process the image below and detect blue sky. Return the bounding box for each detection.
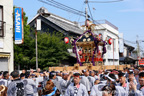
[14,0,144,49]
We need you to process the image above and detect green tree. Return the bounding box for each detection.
[37,32,70,69]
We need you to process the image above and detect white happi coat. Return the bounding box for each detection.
[65,83,88,96]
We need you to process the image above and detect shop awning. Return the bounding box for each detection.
[120,56,137,62]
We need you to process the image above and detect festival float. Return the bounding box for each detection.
[65,19,113,68]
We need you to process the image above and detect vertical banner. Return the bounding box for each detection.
[15,7,24,44]
[36,19,41,31]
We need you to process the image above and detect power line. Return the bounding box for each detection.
[46,0,85,14]
[88,0,124,3]
[88,3,94,21]
[38,0,122,31]
[38,0,125,37]
[77,3,85,22]
[38,0,86,17]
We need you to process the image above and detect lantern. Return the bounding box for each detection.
[78,50,82,55]
[98,50,101,54]
[108,38,113,45]
[98,34,102,41]
[64,37,69,44]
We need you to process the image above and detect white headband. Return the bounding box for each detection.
[105,75,115,82]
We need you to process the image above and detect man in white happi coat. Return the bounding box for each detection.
[65,72,88,96]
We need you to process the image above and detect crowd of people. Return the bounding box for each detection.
[0,66,144,96]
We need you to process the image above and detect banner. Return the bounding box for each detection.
[15,7,23,44]
[139,58,144,65]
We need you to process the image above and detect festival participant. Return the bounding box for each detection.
[88,71,96,89]
[100,71,109,84]
[0,71,11,87]
[80,69,90,93]
[94,71,99,80]
[30,69,34,75]
[139,67,144,73]
[36,68,41,73]
[60,71,73,95]
[56,71,62,81]
[134,69,139,83]
[128,70,137,85]
[20,73,25,80]
[128,72,144,96]
[33,72,43,96]
[24,72,36,96]
[49,71,62,94]
[43,70,49,88]
[41,79,60,96]
[102,73,126,96]
[65,72,88,96]
[90,70,110,96]
[123,67,129,79]
[118,72,129,95]
[7,70,26,96]
[99,70,104,80]
[137,72,144,95]
[112,70,119,82]
[94,79,100,85]
[90,79,106,96]
[22,69,26,74]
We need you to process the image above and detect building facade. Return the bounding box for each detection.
[0,0,14,72]
[119,43,137,65]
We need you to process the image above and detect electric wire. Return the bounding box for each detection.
[88,0,124,3]
[46,0,85,14]
[38,0,86,17]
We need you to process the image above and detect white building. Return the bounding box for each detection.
[0,0,14,72]
[93,20,119,65]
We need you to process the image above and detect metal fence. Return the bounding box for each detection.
[94,20,118,30]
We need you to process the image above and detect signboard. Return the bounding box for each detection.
[15,8,24,44]
[139,58,144,65]
[36,19,41,30]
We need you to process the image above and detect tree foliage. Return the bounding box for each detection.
[37,32,70,68]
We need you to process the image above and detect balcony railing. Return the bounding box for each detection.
[94,20,118,30]
[0,20,6,37]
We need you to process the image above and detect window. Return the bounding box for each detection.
[0,5,5,37]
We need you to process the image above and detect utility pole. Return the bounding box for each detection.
[136,35,140,65]
[35,19,41,69]
[136,36,140,58]
[85,0,88,19]
[36,29,38,69]
[113,39,114,65]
